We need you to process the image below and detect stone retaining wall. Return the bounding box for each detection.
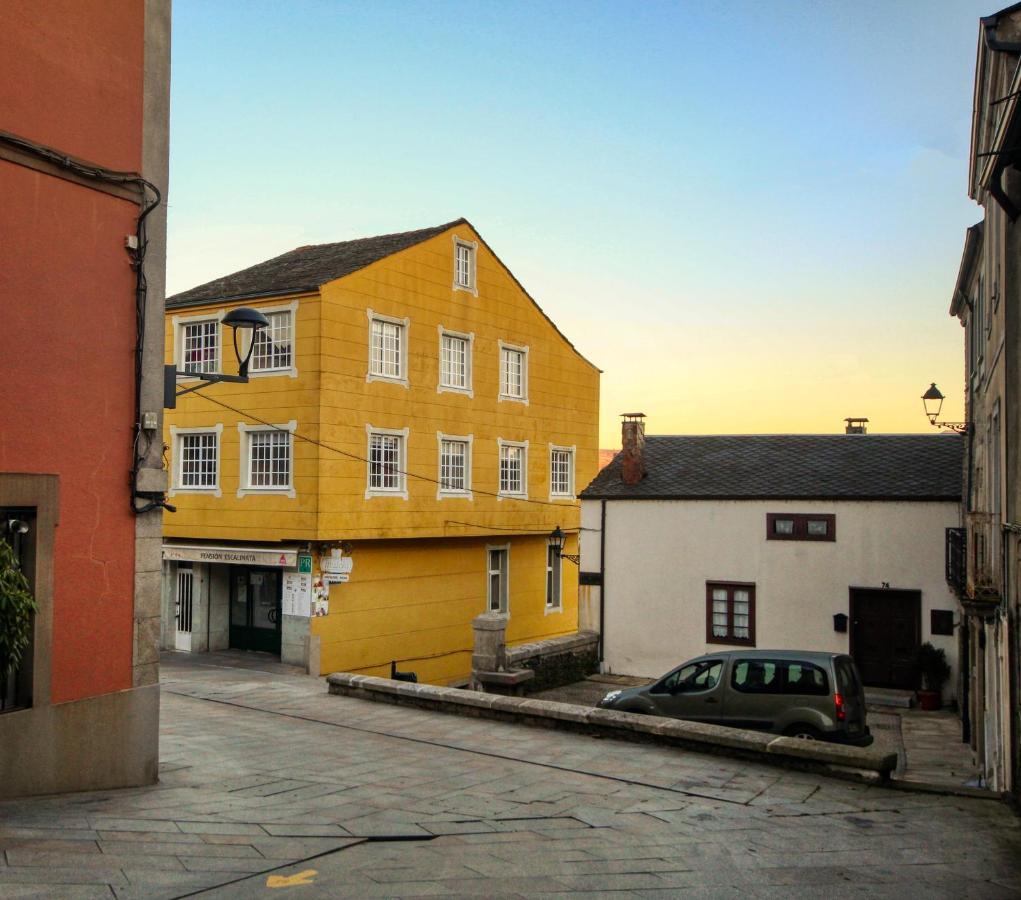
[506,631,599,694]
[326,672,898,783]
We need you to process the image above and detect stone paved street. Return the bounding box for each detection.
[0,653,1019,898]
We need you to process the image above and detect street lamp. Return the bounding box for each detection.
[921,383,970,434]
[549,525,580,566]
[164,307,270,408]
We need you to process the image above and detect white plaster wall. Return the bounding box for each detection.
[586,499,961,696]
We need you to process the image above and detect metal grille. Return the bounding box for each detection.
[370,319,402,378]
[251,311,293,371]
[176,569,194,633]
[500,348,523,397]
[249,431,291,487]
[499,444,524,494]
[440,334,468,388]
[550,449,572,496]
[945,527,967,596]
[183,320,219,373]
[440,440,467,491]
[370,433,402,490]
[180,432,218,487]
[456,244,472,287]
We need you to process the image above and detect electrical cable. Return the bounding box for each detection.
[189,388,584,511]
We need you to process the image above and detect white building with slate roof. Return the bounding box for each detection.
[578,416,965,703]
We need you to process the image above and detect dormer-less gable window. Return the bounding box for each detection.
[250,305,296,375]
[181,319,220,374]
[453,236,477,294]
[499,341,528,404]
[366,309,409,387]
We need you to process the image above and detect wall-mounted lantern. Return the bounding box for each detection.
[921,383,970,434]
[164,307,270,409]
[549,525,581,565]
[833,613,848,633]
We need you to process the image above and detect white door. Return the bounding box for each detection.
[175,567,194,651]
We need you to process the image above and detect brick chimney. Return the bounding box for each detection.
[620,413,646,485]
[844,417,868,435]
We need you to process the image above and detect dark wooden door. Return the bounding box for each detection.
[850,588,920,689]
[229,568,282,655]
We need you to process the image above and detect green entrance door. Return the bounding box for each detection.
[229,568,282,655]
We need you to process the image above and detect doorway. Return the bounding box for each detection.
[849,588,921,689]
[229,568,282,655]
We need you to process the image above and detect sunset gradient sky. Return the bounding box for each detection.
[167,1,990,447]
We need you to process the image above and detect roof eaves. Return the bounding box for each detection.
[580,492,962,503]
[950,222,984,317]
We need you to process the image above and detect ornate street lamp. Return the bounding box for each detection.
[921,383,970,434]
[164,307,270,408]
[550,525,580,565]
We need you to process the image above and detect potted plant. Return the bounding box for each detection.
[0,536,35,701]
[916,642,951,711]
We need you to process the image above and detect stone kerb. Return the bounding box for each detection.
[326,672,897,781]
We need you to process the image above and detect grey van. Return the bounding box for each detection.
[597,650,872,746]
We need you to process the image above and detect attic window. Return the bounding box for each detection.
[766,513,835,542]
[453,237,477,294]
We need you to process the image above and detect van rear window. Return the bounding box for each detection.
[835,658,860,694]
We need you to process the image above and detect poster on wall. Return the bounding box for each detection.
[282,572,313,617]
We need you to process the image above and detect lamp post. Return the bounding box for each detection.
[164,307,270,408]
[921,383,970,434]
[549,525,580,565]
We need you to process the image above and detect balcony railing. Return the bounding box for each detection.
[945,527,967,598]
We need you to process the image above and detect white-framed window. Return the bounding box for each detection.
[438,327,474,396]
[169,424,223,496]
[437,432,473,498]
[498,439,528,497]
[498,341,528,403]
[366,310,409,386]
[365,425,409,499]
[249,304,297,376]
[174,313,223,375]
[237,421,296,498]
[549,445,575,499]
[453,236,478,294]
[487,545,509,613]
[546,542,562,611]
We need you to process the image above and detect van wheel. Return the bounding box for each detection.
[784,724,822,741]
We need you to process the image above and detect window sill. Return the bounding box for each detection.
[169,486,222,498]
[498,394,529,405]
[706,636,756,647]
[366,373,409,388]
[237,486,296,499]
[549,493,576,502]
[437,490,473,501]
[438,384,474,398]
[497,491,527,501]
[452,282,478,297]
[544,604,563,616]
[364,488,409,501]
[249,367,298,380]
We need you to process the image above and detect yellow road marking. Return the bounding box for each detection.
[266,868,318,888]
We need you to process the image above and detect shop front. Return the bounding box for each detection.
[161,543,314,667]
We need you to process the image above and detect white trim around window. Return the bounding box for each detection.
[366,309,410,387]
[548,443,576,500]
[497,438,529,498]
[452,235,479,296]
[237,420,297,498]
[173,310,225,379]
[486,544,509,614]
[169,424,223,497]
[498,340,529,404]
[437,326,474,398]
[244,300,299,379]
[545,539,563,614]
[436,432,473,500]
[365,424,410,500]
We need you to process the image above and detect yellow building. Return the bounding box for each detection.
[160,219,600,683]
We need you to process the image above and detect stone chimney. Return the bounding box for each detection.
[844,417,868,435]
[620,413,646,485]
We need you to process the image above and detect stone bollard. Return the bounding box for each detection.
[470,612,508,690]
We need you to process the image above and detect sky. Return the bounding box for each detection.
[167,0,991,448]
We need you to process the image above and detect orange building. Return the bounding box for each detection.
[0,2,171,797]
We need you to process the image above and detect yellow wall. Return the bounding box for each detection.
[163,221,600,682]
[312,533,580,685]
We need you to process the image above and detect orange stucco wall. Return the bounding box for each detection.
[0,2,146,703]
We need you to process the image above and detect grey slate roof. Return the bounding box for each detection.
[167,219,466,308]
[581,434,963,501]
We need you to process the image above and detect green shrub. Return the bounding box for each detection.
[917,642,951,694]
[0,537,35,677]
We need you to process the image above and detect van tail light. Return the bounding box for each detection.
[834,692,846,722]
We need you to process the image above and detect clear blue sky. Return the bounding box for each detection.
[168,0,991,445]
